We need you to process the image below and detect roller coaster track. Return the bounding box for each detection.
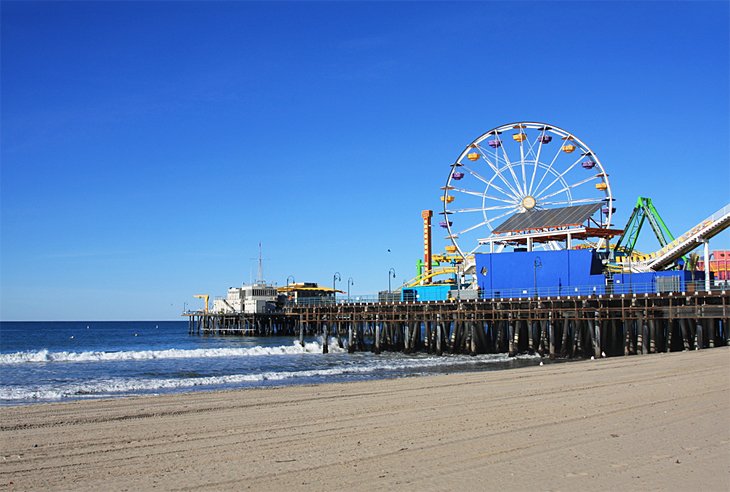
[617,203,730,272]
[402,267,457,288]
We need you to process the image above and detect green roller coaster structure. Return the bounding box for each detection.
[614,197,676,256]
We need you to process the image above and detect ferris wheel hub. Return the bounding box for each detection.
[521,196,537,210]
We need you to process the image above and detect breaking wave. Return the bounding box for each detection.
[0,340,344,365]
[0,353,539,401]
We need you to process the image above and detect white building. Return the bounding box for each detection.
[212,282,279,314]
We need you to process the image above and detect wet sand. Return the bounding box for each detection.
[1,347,729,491]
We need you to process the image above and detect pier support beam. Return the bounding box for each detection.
[649,319,657,353]
[322,324,329,354]
[374,318,381,354]
[666,319,674,352]
[348,323,355,353]
[680,318,690,351]
[508,314,516,357]
[703,239,711,292]
[593,312,602,359]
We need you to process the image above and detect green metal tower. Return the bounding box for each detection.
[614,197,676,255]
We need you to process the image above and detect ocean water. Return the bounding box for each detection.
[0,321,540,406]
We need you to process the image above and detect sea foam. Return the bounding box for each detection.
[0,352,539,401]
[0,339,344,365]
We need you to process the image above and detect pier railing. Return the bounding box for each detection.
[476,280,727,300]
[278,280,729,307]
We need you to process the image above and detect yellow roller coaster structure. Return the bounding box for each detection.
[193,294,209,313]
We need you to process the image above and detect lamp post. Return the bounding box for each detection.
[533,257,542,299]
[333,272,341,304]
[347,277,354,302]
[286,275,295,305]
[388,268,396,294]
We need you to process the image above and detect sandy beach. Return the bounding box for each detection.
[1,348,728,491]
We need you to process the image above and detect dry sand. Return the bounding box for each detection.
[1,348,729,491]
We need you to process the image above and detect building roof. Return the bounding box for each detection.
[277,283,345,294]
[492,203,603,234]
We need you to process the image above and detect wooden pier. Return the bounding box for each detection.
[187,312,297,337]
[188,290,729,358]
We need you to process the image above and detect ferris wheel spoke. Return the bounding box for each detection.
[539,197,603,207]
[523,132,542,161]
[533,154,585,199]
[528,131,546,194]
[472,146,523,198]
[460,165,518,200]
[451,204,517,213]
[498,143,525,196]
[456,220,491,236]
[538,175,598,201]
[449,203,517,213]
[531,139,566,195]
[482,194,516,205]
[519,137,527,197]
[451,188,488,198]
[484,207,520,226]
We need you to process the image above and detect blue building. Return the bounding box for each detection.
[612,270,707,294]
[401,284,454,302]
[475,249,606,298]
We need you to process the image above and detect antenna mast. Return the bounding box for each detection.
[257,242,264,283]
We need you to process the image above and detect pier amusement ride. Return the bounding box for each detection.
[441,122,617,257]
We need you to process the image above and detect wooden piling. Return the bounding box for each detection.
[695,320,703,350]
[374,319,381,354]
[593,312,602,359]
[508,314,516,357]
[322,323,329,354]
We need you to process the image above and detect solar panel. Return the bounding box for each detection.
[492,203,602,234]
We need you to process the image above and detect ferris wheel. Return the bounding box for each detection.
[441,122,614,257]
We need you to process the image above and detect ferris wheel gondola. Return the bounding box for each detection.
[442,122,613,257]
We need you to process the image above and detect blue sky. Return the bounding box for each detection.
[2,1,729,320]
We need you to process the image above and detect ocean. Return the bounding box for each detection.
[0,321,541,406]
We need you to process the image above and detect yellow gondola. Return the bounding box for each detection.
[467,152,480,161]
[445,245,457,253]
[595,182,608,191]
[512,133,527,142]
[441,195,455,203]
[562,144,576,153]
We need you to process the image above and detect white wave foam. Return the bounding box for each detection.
[0,352,539,401]
[0,339,344,365]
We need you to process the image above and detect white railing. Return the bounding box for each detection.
[617,203,730,271]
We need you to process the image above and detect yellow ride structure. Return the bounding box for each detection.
[193,294,209,313]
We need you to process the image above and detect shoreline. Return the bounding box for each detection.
[1,348,729,490]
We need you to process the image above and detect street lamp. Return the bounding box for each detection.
[333,272,341,304]
[533,257,542,299]
[347,277,354,302]
[388,268,396,294]
[285,275,295,304]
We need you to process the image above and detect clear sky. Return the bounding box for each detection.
[2,1,729,321]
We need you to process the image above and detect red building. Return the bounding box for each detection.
[696,250,730,281]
